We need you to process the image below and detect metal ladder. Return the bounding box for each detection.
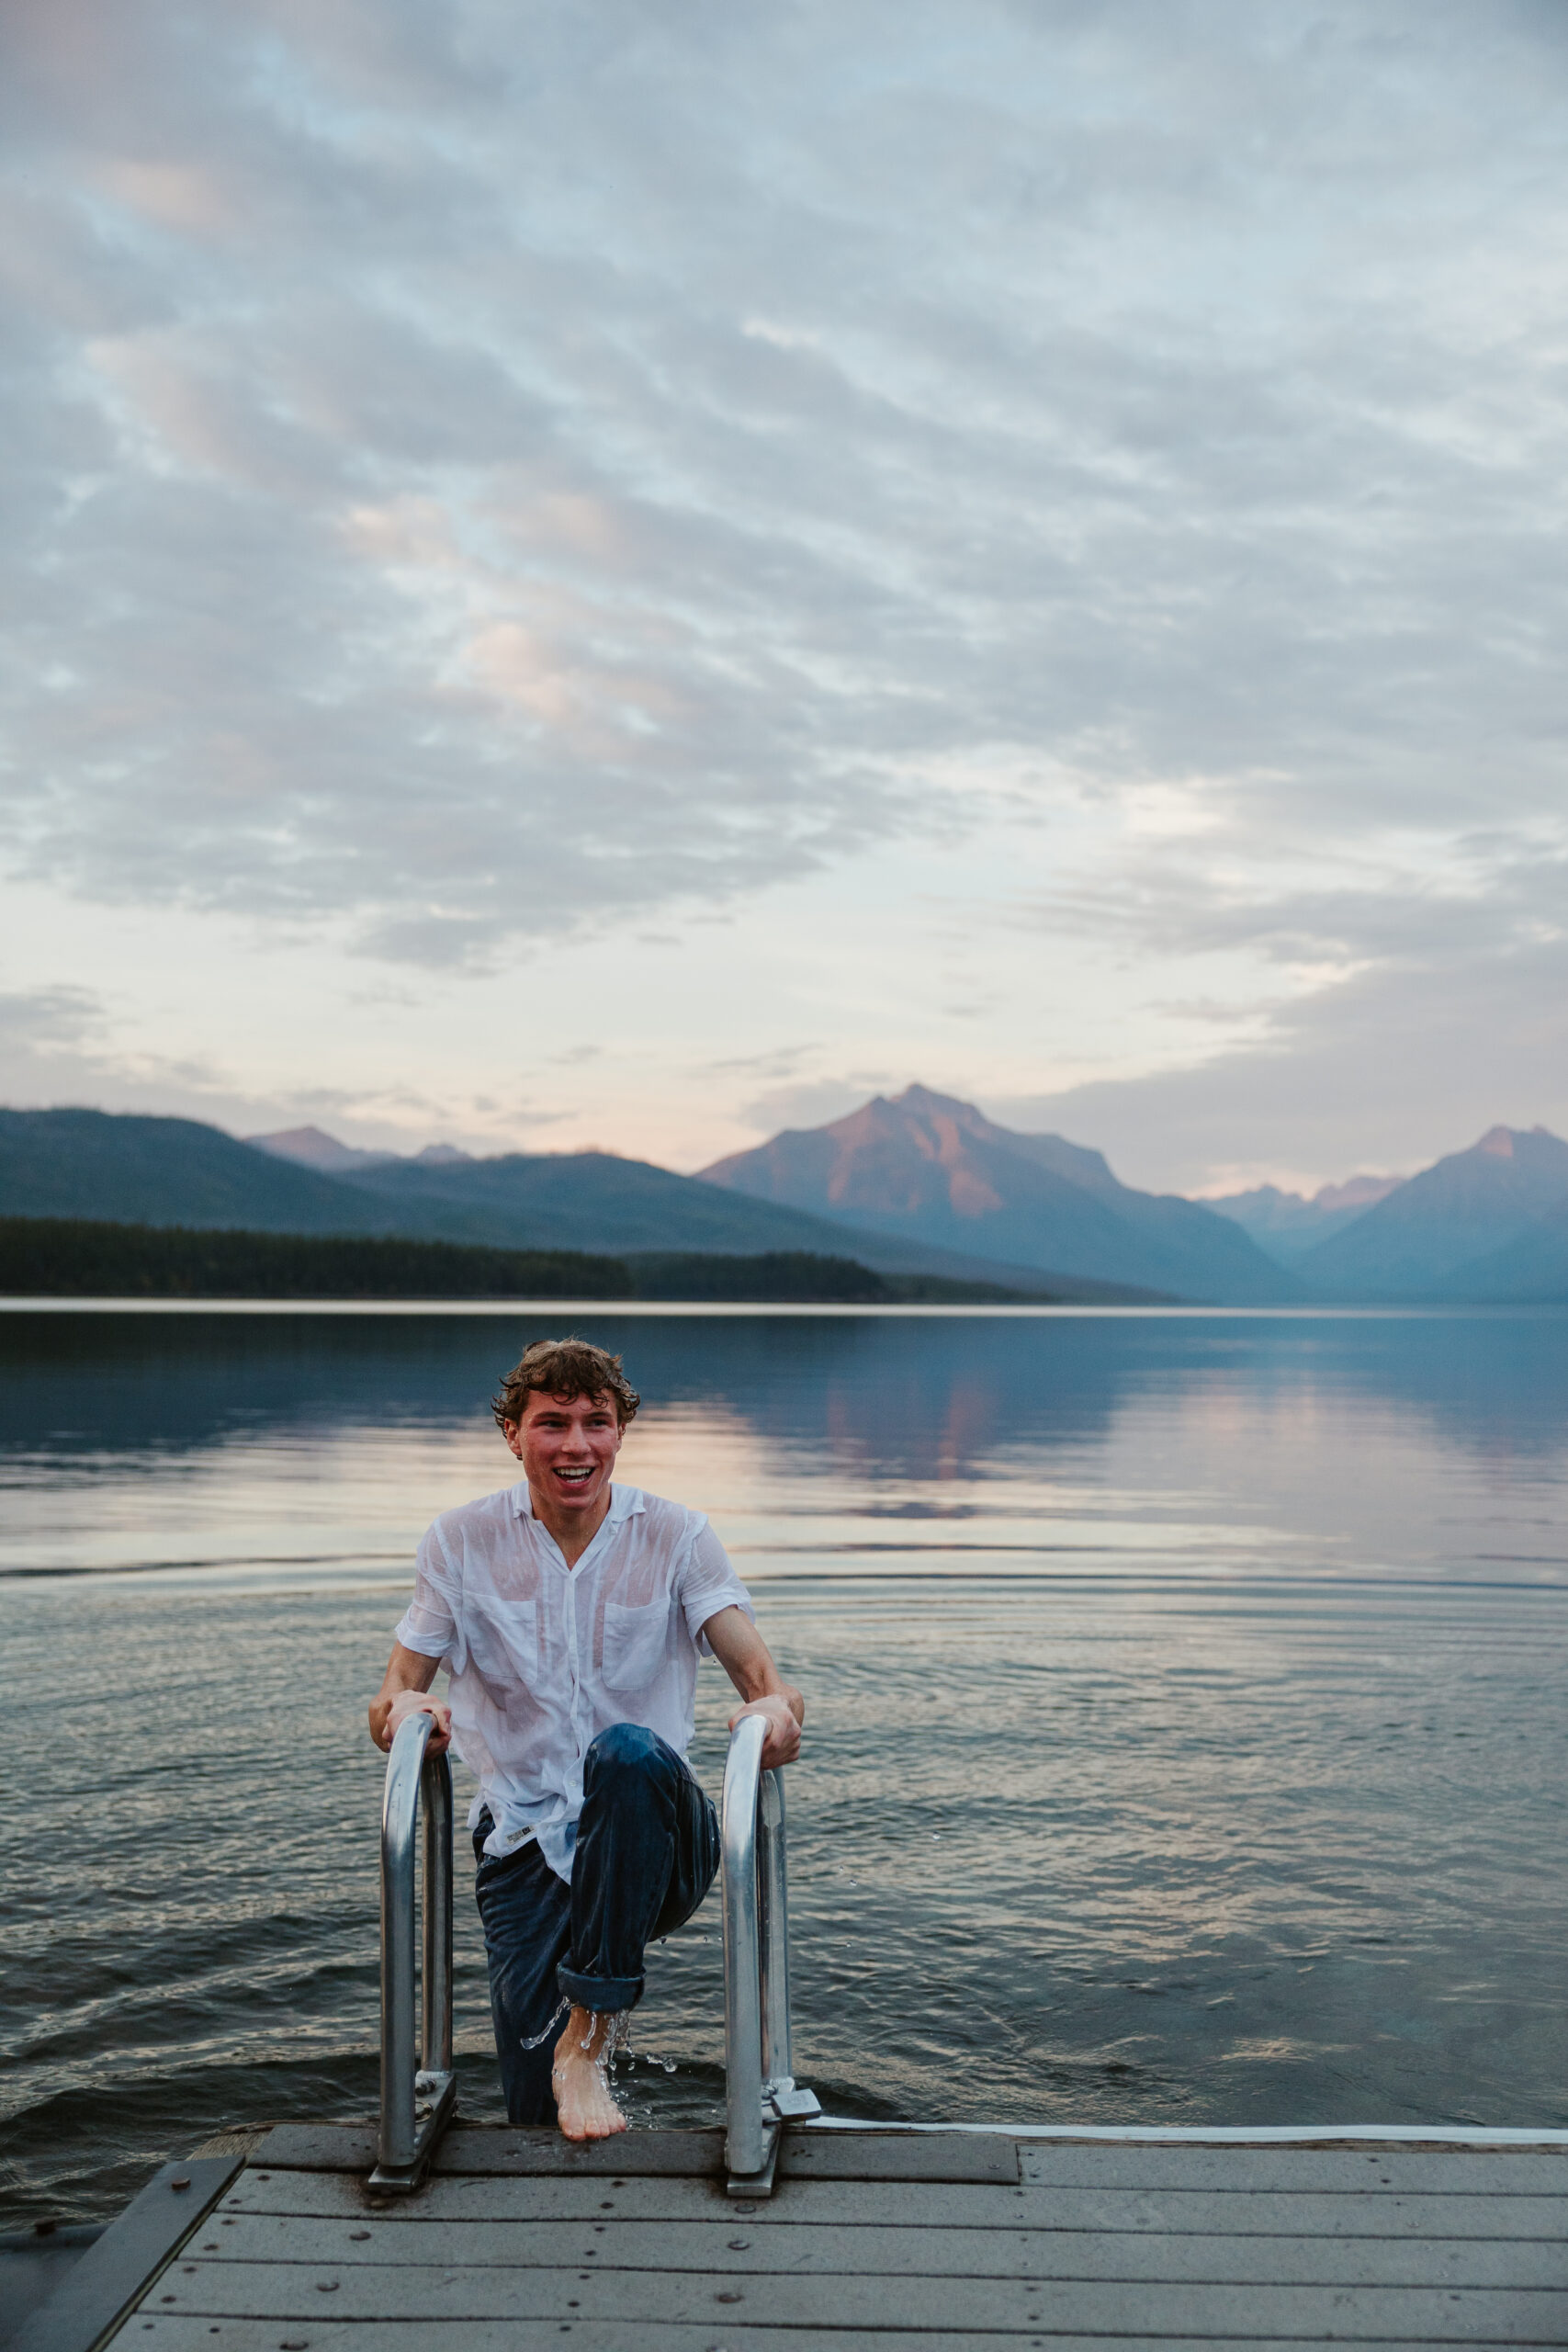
[720,1711,819,2194]
[372,1710,816,2194]
[370,1712,456,2193]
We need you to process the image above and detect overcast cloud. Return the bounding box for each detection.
[2,1,1565,1186]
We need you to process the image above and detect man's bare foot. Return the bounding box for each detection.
[551,2006,628,2141]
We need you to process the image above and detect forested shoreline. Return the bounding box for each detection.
[0,1217,1029,1305]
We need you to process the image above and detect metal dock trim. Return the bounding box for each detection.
[805,2117,1568,2149]
[28,2154,244,2352]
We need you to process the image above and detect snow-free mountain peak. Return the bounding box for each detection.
[1296,1122,1568,1295]
[1206,1170,1406,1263]
[699,1085,1291,1302]
[247,1124,396,1173]
[249,1125,473,1172]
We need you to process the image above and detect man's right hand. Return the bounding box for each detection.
[369,1685,452,1755]
[369,1641,449,1753]
[728,1691,802,1770]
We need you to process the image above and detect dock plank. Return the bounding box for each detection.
[113,2324,1547,2352]
[201,2211,1568,2287]
[782,2132,1021,2183]
[132,2254,1568,2337]
[221,2166,1568,2240]
[1017,2144,1568,2196]
[253,2121,727,2177]
[253,2122,1022,2183]
[250,2123,1568,2199]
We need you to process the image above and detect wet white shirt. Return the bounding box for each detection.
[394,1481,754,1883]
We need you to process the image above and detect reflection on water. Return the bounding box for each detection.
[3,1307,1566,2222]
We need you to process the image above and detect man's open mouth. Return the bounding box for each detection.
[554,1467,594,1486]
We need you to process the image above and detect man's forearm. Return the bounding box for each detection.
[748,1666,806,1724]
[703,1606,805,1724]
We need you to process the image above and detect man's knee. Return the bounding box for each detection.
[585,1720,671,1792]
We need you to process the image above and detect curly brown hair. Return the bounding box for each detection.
[491,1336,642,1431]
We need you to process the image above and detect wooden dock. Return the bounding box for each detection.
[37,2120,1568,2349]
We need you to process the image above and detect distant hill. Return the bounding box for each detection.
[0,1109,391,1233]
[1446,1196,1568,1304]
[698,1083,1294,1303]
[0,1107,1152,1298]
[1207,1173,1405,1266]
[1296,1125,1568,1298]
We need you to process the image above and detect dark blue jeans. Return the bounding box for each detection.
[472,1722,720,2126]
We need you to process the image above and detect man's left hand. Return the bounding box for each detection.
[728,1692,801,1770]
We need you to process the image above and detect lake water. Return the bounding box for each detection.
[5,1304,1567,2225]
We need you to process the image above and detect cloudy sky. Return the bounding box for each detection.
[3,0,1566,1194]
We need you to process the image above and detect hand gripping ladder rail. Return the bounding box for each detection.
[721,1713,819,2196]
[370,1712,457,2192]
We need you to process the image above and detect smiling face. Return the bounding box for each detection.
[502,1387,625,1529]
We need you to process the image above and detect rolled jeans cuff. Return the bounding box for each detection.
[557,1962,644,2013]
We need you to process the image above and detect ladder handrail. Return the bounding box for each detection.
[721,1713,815,2192]
[372,1710,457,2191]
[373,1706,807,2191]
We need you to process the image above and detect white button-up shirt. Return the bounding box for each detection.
[394,1481,753,1882]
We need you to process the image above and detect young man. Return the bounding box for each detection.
[368,1337,804,2141]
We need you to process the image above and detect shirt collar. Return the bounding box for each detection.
[510,1480,645,1524]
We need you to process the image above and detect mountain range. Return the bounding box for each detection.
[1287,1124,1568,1299]
[0,1107,1150,1302]
[702,1091,1568,1301]
[3,1091,1567,1303]
[1205,1174,1405,1264]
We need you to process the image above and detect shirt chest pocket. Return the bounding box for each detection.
[465,1597,539,1691]
[600,1597,671,1691]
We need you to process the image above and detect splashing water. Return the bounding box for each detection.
[597,2018,684,2125]
[593,2011,632,2113]
[516,1996,570,2052]
[517,2004,641,2123]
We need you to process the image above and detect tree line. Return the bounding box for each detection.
[0,1217,1024,1304]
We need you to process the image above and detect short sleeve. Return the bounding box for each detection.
[394,1518,461,1661]
[676,1518,755,1654]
